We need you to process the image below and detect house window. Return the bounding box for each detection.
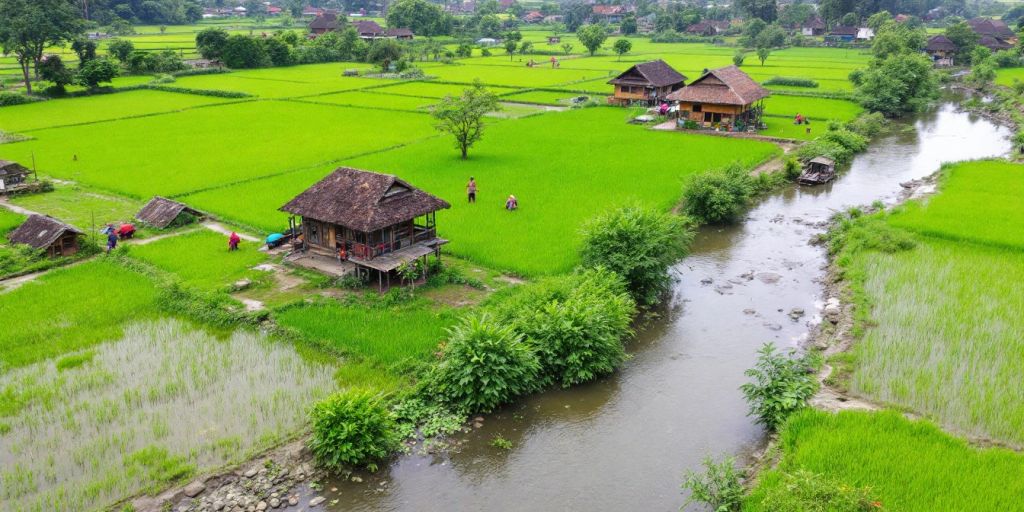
[621,86,631,94]
[693,103,702,112]
[308,221,321,245]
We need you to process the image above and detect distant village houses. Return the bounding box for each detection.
[608,60,687,106]
[308,14,414,40]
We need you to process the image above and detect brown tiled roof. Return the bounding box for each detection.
[803,16,826,29]
[979,35,1012,50]
[969,18,1015,39]
[0,160,30,178]
[666,65,769,105]
[926,35,957,52]
[8,215,82,249]
[353,20,384,36]
[608,59,687,88]
[386,27,414,37]
[309,12,339,30]
[136,196,203,229]
[280,167,450,233]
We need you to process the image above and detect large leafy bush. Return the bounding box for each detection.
[682,163,755,225]
[309,389,400,471]
[740,343,817,431]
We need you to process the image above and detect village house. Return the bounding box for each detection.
[968,17,1016,43]
[685,20,729,36]
[825,26,858,44]
[592,5,627,23]
[607,59,687,106]
[136,197,203,229]
[8,215,83,257]
[925,35,956,66]
[308,15,414,40]
[0,160,31,193]
[280,167,450,288]
[667,65,769,132]
[308,11,341,35]
[523,11,544,23]
[801,16,826,36]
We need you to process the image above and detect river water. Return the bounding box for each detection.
[320,102,1011,512]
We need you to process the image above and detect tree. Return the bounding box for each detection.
[0,0,84,94]
[76,57,119,88]
[579,205,695,306]
[430,80,500,159]
[196,27,230,60]
[682,163,755,224]
[262,37,292,66]
[518,41,533,56]
[221,35,269,69]
[737,0,778,22]
[621,15,638,35]
[840,12,860,27]
[612,38,632,60]
[39,55,74,93]
[72,39,98,65]
[871,20,927,60]
[966,57,997,90]
[561,42,574,55]
[733,50,747,66]
[756,46,771,65]
[778,3,814,28]
[681,456,745,512]
[386,0,448,36]
[753,24,787,48]
[308,390,399,471]
[866,10,893,31]
[944,20,978,60]
[107,39,135,62]
[576,24,608,56]
[503,39,518,60]
[367,39,404,72]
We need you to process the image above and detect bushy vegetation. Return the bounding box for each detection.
[763,76,818,88]
[681,456,745,512]
[682,163,756,224]
[740,343,817,432]
[424,312,541,413]
[490,268,635,387]
[309,389,400,471]
[755,470,880,511]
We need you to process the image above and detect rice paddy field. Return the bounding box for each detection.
[841,160,1024,445]
[130,230,267,291]
[9,184,144,235]
[0,208,23,241]
[745,410,1024,512]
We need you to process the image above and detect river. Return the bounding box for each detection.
[318,101,1011,512]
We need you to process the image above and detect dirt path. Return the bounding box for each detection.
[0,198,44,217]
[203,221,261,242]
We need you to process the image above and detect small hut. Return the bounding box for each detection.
[8,215,83,257]
[925,35,956,66]
[607,59,687,106]
[280,167,450,287]
[667,65,769,131]
[136,197,203,229]
[798,157,836,185]
[0,160,31,192]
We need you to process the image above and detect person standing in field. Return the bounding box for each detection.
[106,231,118,253]
[505,194,518,211]
[467,177,477,203]
[228,232,241,251]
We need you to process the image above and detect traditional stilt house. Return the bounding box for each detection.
[925,35,957,66]
[280,167,450,287]
[0,160,32,193]
[8,215,83,257]
[607,60,687,106]
[667,65,769,132]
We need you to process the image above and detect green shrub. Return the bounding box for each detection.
[740,343,817,431]
[425,312,540,413]
[309,389,400,471]
[846,112,886,138]
[827,212,916,263]
[491,268,636,387]
[783,158,802,180]
[681,456,745,512]
[758,469,880,511]
[764,76,819,88]
[0,92,41,107]
[682,163,755,224]
[580,205,694,306]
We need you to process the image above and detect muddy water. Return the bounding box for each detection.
[320,103,1011,512]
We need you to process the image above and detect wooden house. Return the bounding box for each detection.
[136,197,203,229]
[8,215,83,257]
[309,12,340,34]
[0,160,31,192]
[386,28,415,40]
[925,35,956,66]
[607,60,687,106]
[353,20,385,39]
[280,167,450,285]
[979,35,1012,52]
[801,16,826,36]
[968,17,1016,43]
[667,65,769,131]
[826,26,858,44]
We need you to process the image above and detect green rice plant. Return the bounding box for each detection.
[275,300,457,367]
[744,410,1024,512]
[371,80,520,99]
[129,230,266,291]
[763,76,819,88]
[0,260,161,369]
[301,90,436,111]
[761,95,864,122]
[500,90,580,105]
[9,184,144,236]
[0,208,25,242]
[0,319,334,511]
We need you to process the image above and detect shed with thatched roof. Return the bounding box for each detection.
[667,65,769,131]
[281,167,450,284]
[607,60,687,106]
[8,215,83,257]
[0,160,31,192]
[309,12,340,34]
[925,35,957,66]
[136,197,203,229]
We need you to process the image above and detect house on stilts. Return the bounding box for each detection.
[280,167,450,288]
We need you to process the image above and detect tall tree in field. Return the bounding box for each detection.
[613,38,632,60]
[577,24,608,56]
[0,0,83,94]
[756,47,771,66]
[367,38,404,72]
[504,39,518,60]
[430,80,500,159]
[386,0,447,36]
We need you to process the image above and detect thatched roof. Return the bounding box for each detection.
[386,28,414,37]
[136,197,202,229]
[280,167,450,233]
[8,215,82,249]
[666,65,769,106]
[809,156,835,166]
[979,35,1012,51]
[0,160,30,178]
[309,12,340,31]
[969,18,1015,39]
[608,60,687,88]
[803,16,826,29]
[353,20,384,36]
[926,35,957,52]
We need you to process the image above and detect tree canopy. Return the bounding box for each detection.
[576,24,608,56]
[430,80,501,159]
[0,0,83,94]
[385,0,452,36]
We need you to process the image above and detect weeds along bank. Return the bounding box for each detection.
[741,159,1024,510]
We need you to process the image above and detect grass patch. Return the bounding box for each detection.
[129,230,266,291]
[0,208,25,242]
[303,90,436,111]
[372,80,520,98]
[762,95,863,122]
[9,184,145,236]
[745,410,1024,512]
[501,90,583,105]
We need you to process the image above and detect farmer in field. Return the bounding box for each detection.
[794,113,804,125]
[228,231,241,251]
[106,230,118,253]
[117,223,135,240]
[550,56,557,68]
[505,194,518,211]
[467,177,477,203]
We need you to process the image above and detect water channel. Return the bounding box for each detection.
[320,101,1011,512]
